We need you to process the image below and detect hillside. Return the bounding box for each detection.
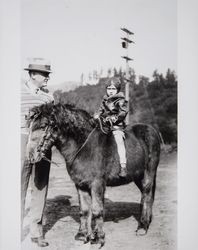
[48,81,80,93]
[53,69,177,144]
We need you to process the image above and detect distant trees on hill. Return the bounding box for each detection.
[54,68,177,144]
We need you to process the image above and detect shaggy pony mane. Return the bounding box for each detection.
[29,103,93,142]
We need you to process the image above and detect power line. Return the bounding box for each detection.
[121,27,135,124]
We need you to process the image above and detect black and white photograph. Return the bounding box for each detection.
[2,0,198,250]
[20,0,177,249]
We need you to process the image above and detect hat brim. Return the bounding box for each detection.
[24,68,52,73]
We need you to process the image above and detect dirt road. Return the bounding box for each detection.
[22,150,177,250]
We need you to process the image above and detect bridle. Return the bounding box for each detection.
[32,123,59,166]
[34,124,96,167]
[30,115,113,167]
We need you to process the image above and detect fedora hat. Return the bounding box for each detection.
[24,58,52,73]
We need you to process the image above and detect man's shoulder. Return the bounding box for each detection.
[39,90,54,102]
[21,82,54,103]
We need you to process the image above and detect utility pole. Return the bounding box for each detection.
[121,27,134,124]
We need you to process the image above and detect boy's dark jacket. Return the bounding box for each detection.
[97,92,128,128]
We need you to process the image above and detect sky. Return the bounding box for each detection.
[21,0,177,85]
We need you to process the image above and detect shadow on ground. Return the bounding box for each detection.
[44,195,140,235]
[22,194,141,240]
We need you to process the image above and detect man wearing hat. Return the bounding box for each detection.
[21,58,54,247]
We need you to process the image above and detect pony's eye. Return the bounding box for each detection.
[40,127,46,131]
[53,126,58,131]
[40,123,48,129]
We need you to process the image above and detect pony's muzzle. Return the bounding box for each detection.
[27,150,44,164]
[26,126,57,164]
[34,151,45,163]
[32,137,55,163]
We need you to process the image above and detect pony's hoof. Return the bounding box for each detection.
[90,232,99,244]
[98,238,105,249]
[37,240,49,247]
[84,234,91,244]
[75,232,87,241]
[136,228,147,236]
[90,232,105,247]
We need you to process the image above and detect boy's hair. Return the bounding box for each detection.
[105,77,121,92]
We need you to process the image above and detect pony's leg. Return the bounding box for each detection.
[90,180,105,247]
[135,170,157,236]
[75,188,92,242]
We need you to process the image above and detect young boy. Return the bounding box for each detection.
[94,77,128,177]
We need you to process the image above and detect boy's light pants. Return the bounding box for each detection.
[112,130,126,164]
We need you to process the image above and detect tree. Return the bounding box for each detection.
[107,68,112,77]
[113,67,118,76]
[139,75,149,87]
[165,69,177,86]
[152,70,160,83]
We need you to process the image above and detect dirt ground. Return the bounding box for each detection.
[22,149,177,250]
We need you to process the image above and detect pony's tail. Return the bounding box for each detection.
[131,123,161,200]
[131,123,161,158]
[157,130,167,152]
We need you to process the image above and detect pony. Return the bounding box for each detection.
[22,102,161,247]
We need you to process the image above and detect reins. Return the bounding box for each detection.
[66,116,112,165]
[68,127,96,165]
[97,117,113,135]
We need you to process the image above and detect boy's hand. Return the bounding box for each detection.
[110,115,118,123]
[89,118,96,126]
[93,114,100,119]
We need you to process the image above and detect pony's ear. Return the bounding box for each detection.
[25,110,42,127]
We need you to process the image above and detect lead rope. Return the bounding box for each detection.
[41,155,62,167]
